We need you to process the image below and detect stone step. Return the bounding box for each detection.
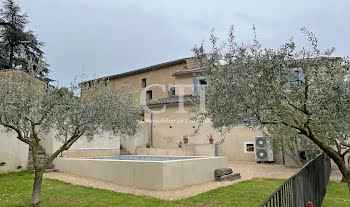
[28,158,48,163]
[28,154,48,159]
[216,173,241,181]
[29,164,54,168]
[28,152,46,156]
[29,149,46,153]
[28,164,54,171]
[28,145,54,173]
[28,151,47,155]
[30,169,59,174]
[28,158,48,162]
[29,145,45,150]
[28,160,48,165]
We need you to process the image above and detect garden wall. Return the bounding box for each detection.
[0,127,29,173]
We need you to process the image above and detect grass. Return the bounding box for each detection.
[323,181,350,207]
[0,172,348,207]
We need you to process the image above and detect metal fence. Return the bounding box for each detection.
[258,153,331,207]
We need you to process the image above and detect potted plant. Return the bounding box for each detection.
[178,141,183,148]
[183,135,189,144]
[146,142,151,148]
[208,134,214,144]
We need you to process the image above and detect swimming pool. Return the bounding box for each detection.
[54,155,228,190]
[89,155,202,161]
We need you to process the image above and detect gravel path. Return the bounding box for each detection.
[43,161,342,200]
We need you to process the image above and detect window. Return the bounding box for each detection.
[244,142,255,153]
[199,79,207,86]
[146,90,152,100]
[194,77,209,95]
[293,69,305,85]
[168,87,175,96]
[142,78,147,88]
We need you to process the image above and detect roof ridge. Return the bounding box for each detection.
[80,57,193,84]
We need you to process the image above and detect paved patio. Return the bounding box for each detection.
[44,161,342,200]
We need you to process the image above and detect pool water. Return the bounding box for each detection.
[88,156,201,162]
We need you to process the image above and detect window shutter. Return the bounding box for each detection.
[193,78,198,95]
[299,69,305,82]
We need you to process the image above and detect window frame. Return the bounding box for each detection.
[244,141,255,153]
[194,76,209,95]
[142,78,147,88]
[146,90,152,100]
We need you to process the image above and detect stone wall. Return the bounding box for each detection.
[81,59,195,103]
[40,131,121,157]
[0,70,43,173]
[136,147,194,156]
[0,127,29,174]
[143,105,285,163]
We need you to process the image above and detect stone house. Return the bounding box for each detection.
[1,59,299,174]
[82,57,284,164]
[0,58,344,174]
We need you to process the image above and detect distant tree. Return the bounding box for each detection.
[0,0,49,78]
[194,26,350,193]
[0,65,140,206]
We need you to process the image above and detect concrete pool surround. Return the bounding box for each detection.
[54,155,228,190]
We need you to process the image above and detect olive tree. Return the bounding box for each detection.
[194,26,350,192]
[264,124,320,167]
[0,69,140,206]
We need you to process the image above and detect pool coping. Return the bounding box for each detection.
[60,155,227,163]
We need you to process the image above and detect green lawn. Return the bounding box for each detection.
[323,181,350,207]
[0,172,348,207]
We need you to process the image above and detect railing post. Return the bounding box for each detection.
[278,190,282,207]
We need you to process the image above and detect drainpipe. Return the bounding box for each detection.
[150,113,153,147]
[215,143,219,156]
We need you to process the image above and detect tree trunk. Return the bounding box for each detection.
[31,171,44,207]
[301,130,350,194]
[341,166,350,183]
[9,44,14,69]
[319,147,350,193]
[341,168,350,194]
[341,173,350,194]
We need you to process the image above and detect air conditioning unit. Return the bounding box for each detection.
[255,137,274,163]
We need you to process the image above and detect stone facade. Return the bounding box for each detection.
[81,58,197,102]
[0,59,290,175]
[81,58,285,164]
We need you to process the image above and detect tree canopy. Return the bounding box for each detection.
[0,70,140,206]
[194,26,350,192]
[0,0,49,79]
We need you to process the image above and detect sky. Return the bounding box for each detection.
[13,0,350,86]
